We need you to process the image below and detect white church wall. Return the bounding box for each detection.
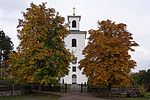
[63,33,87,84]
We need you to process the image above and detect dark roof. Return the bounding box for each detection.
[69,30,87,39]
[69,30,86,34]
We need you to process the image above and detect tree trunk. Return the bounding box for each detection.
[108,84,112,90]
[38,84,42,95]
[107,84,112,96]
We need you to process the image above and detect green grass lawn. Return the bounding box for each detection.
[0,95,61,100]
[145,92,150,98]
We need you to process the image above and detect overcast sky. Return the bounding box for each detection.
[0,0,150,72]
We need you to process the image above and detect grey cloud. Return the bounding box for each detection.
[0,0,25,13]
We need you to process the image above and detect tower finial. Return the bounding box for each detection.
[73,7,75,16]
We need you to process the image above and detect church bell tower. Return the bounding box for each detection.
[62,8,87,84]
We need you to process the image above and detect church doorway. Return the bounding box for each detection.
[72,74,77,84]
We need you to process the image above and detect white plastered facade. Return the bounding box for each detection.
[60,14,87,84]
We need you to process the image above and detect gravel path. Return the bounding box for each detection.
[58,92,110,100]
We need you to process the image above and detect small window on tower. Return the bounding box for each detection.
[72,20,76,28]
[72,66,76,72]
[72,39,77,47]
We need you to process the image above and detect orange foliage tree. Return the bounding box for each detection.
[8,3,72,89]
[79,20,139,87]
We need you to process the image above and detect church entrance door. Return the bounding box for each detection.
[72,74,77,84]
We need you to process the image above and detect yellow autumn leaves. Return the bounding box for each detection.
[8,3,72,85]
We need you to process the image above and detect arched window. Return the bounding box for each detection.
[72,74,77,84]
[72,20,76,28]
[72,39,77,47]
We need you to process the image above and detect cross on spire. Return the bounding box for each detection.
[73,7,75,16]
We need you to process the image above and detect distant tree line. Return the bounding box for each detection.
[132,69,150,92]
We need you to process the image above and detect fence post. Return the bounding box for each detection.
[59,83,60,92]
[12,84,14,96]
[81,83,83,93]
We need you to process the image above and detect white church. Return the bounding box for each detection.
[61,9,87,84]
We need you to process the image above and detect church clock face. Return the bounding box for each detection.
[72,57,77,64]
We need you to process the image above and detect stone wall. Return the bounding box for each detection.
[88,86,144,97]
[0,90,24,97]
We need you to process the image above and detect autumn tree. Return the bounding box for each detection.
[0,29,13,78]
[79,20,139,87]
[8,3,72,91]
